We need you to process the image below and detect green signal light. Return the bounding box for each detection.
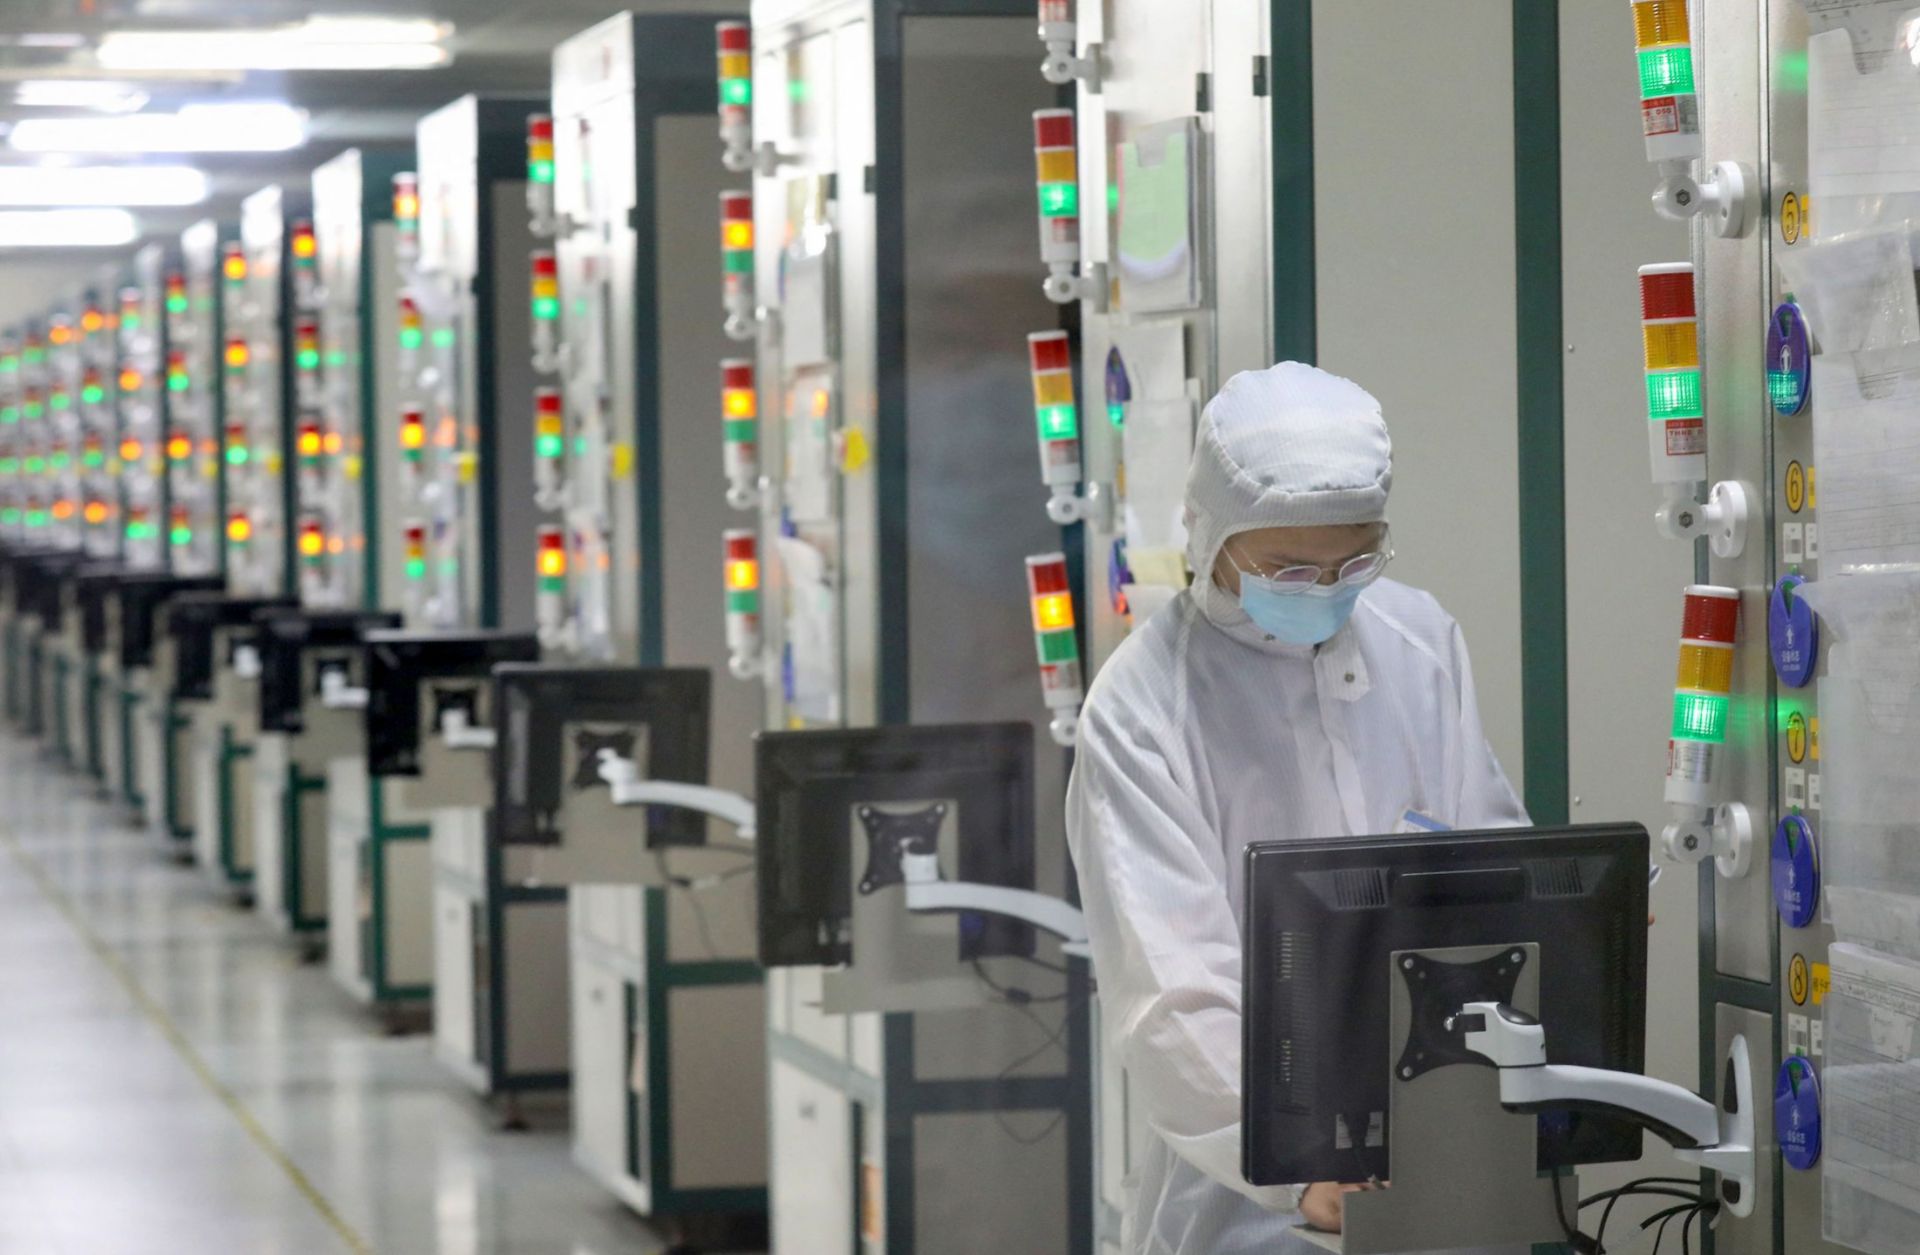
[723,250,754,274]
[723,419,756,443]
[22,404,41,420]
[529,159,555,184]
[225,445,248,466]
[80,450,100,469]
[1036,627,1079,664]
[1035,402,1079,441]
[406,557,426,580]
[1,509,18,525]
[539,574,565,594]
[79,386,101,405]
[1646,369,1702,421]
[0,459,15,473]
[24,510,44,527]
[1637,45,1695,99]
[1037,181,1078,218]
[23,457,42,473]
[170,526,192,545]
[296,349,320,371]
[532,295,559,321]
[167,373,189,393]
[52,391,72,410]
[536,433,564,459]
[122,314,140,332]
[720,78,752,107]
[727,588,759,614]
[0,407,16,425]
[399,328,423,351]
[1671,691,1729,743]
[166,296,188,315]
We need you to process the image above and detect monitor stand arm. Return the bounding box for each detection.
[899,861,1090,959]
[437,708,497,751]
[594,749,757,840]
[1458,1001,1756,1218]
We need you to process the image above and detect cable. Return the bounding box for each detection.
[1592,1183,1705,1253]
[1550,1165,1599,1254]
[1681,1202,1714,1255]
[971,958,1068,1005]
[988,999,1071,1146]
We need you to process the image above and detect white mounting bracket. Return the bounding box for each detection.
[728,649,763,682]
[233,644,261,680]
[1652,160,1755,239]
[1460,1004,1755,1218]
[1045,705,1080,749]
[1044,260,1108,310]
[319,668,368,710]
[726,477,763,512]
[1040,38,1102,91]
[438,708,497,751]
[1654,481,1750,558]
[724,140,797,178]
[596,749,756,840]
[1661,801,1754,879]
[902,861,1089,958]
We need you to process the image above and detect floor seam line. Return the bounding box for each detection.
[0,826,375,1255]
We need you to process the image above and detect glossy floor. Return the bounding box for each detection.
[0,733,666,1255]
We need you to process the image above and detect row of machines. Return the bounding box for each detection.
[8,1,1874,1252]
[0,6,1149,1251]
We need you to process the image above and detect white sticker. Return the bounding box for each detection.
[1810,772,1822,811]
[1784,522,1805,563]
[1786,768,1808,810]
[1789,1012,1811,1055]
[1812,1018,1825,1058]
[1806,523,1820,560]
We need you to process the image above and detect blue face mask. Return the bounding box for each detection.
[1239,575,1364,645]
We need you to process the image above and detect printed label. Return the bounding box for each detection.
[1666,418,1706,456]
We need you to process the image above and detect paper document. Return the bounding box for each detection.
[774,535,839,724]
[1809,354,1920,571]
[1810,25,1920,234]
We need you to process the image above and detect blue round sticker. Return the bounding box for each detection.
[1772,815,1820,929]
[1776,1056,1822,1171]
[1770,575,1818,689]
[1767,301,1811,417]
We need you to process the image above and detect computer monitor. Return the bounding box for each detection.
[754,722,1037,973]
[490,664,711,849]
[166,595,297,701]
[74,563,123,655]
[361,630,540,776]
[1241,823,1648,1187]
[117,575,224,671]
[254,609,401,734]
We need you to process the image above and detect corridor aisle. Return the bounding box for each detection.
[0,732,664,1255]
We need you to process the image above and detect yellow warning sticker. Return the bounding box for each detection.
[1808,465,1816,510]
[1787,712,1808,765]
[1811,717,1820,762]
[610,443,633,480]
[840,426,871,474]
[1781,191,1803,245]
[1785,461,1805,514]
[861,1162,882,1243]
[1790,953,1810,1006]
[1812,962,1831,1006]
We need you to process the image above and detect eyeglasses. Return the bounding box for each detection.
[1229,530,1394,594]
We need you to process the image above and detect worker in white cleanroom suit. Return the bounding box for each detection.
[1065,361,1530,1255]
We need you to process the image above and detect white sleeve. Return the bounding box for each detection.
[1066,702,1304,1212]
[1447,620,1531,829]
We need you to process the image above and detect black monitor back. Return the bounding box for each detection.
[118,575,225,670]
[490,664,710,848]
[754,722,1037,969]
[166,594,296,700]
[361,630,540,776]
[255,609,401,733]
[1241,824,1648,1187]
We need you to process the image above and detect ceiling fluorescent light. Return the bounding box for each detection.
[96,18,453,72]
[14,80,150,113]
[0,209,137,247]
[0,165,206,207]
[10,103,306,154]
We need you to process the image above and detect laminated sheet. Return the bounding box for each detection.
[1798,572,1920,959]
[1821,943,1920,1254]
